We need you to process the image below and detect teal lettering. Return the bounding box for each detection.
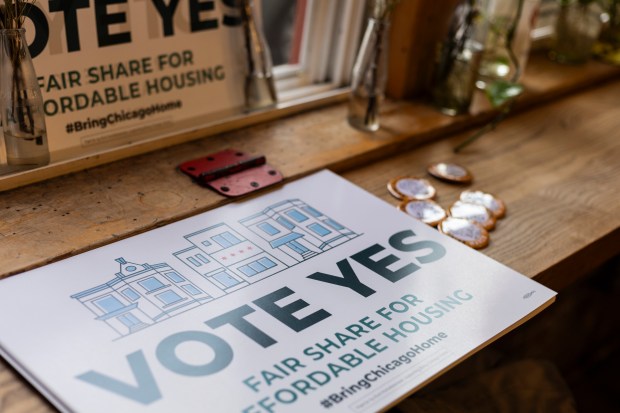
[307,259,376,297]
[327,362,349,378]
[156,330,233,376]
[76,351,161,404]
[308,371,331,386]
[351,244,420,282]
[253,287,331,333]
[339,353,363,368]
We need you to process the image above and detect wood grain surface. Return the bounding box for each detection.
[0,57,619,412]
[0,55,618,279]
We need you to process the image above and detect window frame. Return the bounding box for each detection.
[263,0,366,102]
[138,277,167,293]
[121,288,140,301]
[307,222,332,237]
[93,295,126,314]
[155,290,185,306]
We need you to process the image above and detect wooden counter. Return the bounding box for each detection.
[0,56,619,412]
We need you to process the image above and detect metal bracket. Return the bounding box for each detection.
[178,149,283,197]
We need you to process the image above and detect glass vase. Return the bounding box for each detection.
[0,28,49,167]
[477,0,540,88]
[347,17,390,132]
[477,0,521,88]
[241,0,277,111]
[432,0,489,116]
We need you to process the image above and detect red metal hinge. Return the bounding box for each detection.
[178,149,283,197]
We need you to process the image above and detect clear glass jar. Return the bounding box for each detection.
[347,17,390,132]
[432,0,489,116]
[477,0,521,87]
[0,28,49,167]
[433,40,484,116]
[241,0,277,110]
[477,0,540,88]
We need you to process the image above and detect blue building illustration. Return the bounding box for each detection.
[72,199,358,338]
[71,258,213,337]
[239,199,359,265]
[173,223,286,292]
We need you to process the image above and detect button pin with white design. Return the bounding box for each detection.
[398,199,447,227]
[449,200,496,230]
[427,162,473,184]
[459,190,506,218]
[438,217,490,249]
[388,177,436,200]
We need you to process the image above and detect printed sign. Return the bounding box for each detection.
[0,171,556,412]
[24,0,245,161]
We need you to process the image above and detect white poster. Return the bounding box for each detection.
[0,171,556,412]
[25,0,245,161]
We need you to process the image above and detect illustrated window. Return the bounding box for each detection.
[277,216,295,230]
[139,277,165,292]
[258,222,281,235]
[212,270,241,288]
[181,285,202,296]
[93,295,125,314]
[285,209,308,223]
[187,256,202,267]
[238,257,276,277]
[212,231,242,248]
[156,290,184,306]
[164,271,185,283]
[121,288,140,301]
[196,254,210,264]
[308,222,331,236]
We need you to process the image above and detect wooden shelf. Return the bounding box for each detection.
[0,54,619,413]
[1,54,619,280]
[1,53,618,193]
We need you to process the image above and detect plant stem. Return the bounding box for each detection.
[453,105,511,152]
[6,32,35,134]
[364,19,384,127]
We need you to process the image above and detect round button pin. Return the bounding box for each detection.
[398,199,447,227]
[427,162,473,184]
[460,190,506,218]
[449,200,496,230]
[388,177,436,200]
[438,217,490,249]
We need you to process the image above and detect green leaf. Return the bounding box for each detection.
[484,80,524,108]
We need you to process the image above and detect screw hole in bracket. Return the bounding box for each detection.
[178,149,283,197]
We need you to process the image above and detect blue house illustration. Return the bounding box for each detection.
[71,258,213,337]
[72,199,358,338]
[173,223,286,292]
[239,199,359,265]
